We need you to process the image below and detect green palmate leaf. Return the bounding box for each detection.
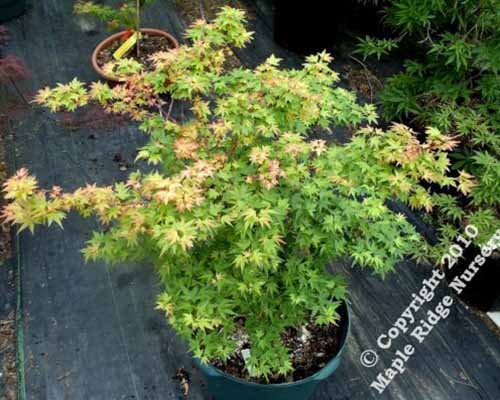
[354,36,399,60]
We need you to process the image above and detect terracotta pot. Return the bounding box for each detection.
[91,28,179,82]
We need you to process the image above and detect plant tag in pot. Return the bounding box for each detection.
[241,348,255,376]
[241,349,251,362]
[113,32,140,60]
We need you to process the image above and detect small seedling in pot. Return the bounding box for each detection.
[75,0,157,57]
[74,1,178,82]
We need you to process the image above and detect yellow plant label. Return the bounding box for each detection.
[113,32,140,60]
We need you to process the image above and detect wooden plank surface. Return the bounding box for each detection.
[2,0,499,399]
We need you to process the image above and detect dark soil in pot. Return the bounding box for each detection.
[96,33,173,72]
[92,29,179,82]
[445,244,500,311]
[212,308,346,384]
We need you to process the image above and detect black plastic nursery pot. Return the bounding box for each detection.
[195,302,350,400]
[273,0,385,54]
[445,245,500,311]
[0,0,26,22]
[273,0,341,54]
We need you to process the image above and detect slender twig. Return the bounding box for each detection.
[417,27,434,46]
[228,137,240,158]
[439,368,480,392]
[198,0,207,21]
[352,55,382,87]
[7,77,30,106]
[348,55,382,102]
[166,99,174,121]
[180,103,185,122]
[136,0,141,58]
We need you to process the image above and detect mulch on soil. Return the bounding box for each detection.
[0,313,17,400]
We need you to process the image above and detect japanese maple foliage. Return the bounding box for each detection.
[3,8,463,380]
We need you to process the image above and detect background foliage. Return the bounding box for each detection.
[356,0,500,252]
[74,0,157,31]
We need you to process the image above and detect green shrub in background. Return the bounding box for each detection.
[356,0,500,252]
[74,0,157,31]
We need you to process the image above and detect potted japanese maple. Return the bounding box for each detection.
[74,0,179,82]
[3,8,461,400]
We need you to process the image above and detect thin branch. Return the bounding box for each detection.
[348,55,382,102]
[198,0,207,21]
[166,99,175,121]
[136,0,141,58]
[439,368,480,392]
[8,77,30,106]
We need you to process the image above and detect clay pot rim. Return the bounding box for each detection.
[91,28,180,82]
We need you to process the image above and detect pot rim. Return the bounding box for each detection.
[194,300,351,388]
[91,28,180,82]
